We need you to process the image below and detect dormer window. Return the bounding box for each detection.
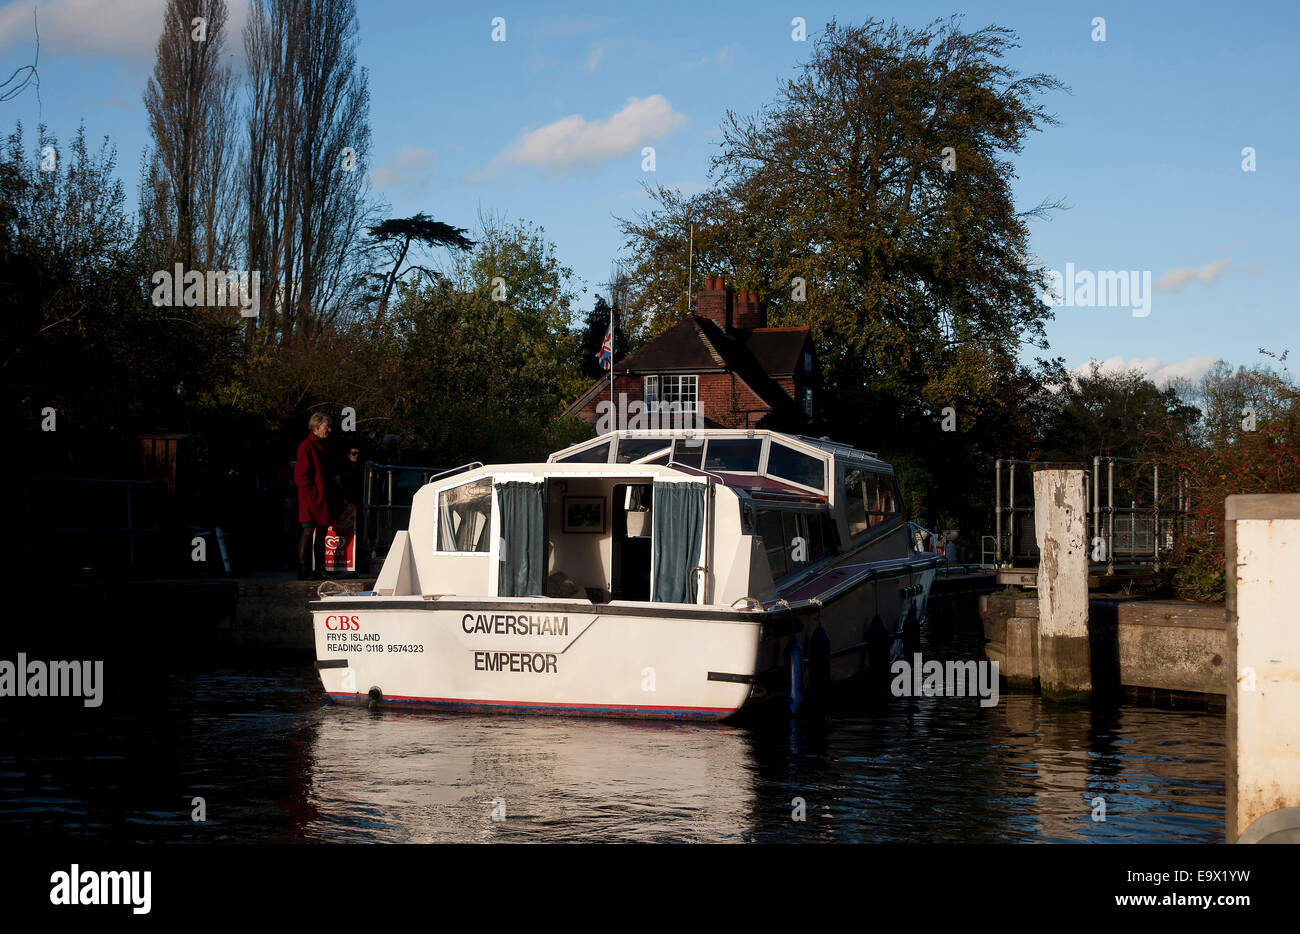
[644,375,697,414]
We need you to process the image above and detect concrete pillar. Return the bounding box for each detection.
[1033,469,1090,702]
[1226,495,1300,843]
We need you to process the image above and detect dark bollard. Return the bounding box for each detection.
[806,626,831,712]
[786,641,804,715]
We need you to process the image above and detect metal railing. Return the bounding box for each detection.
[359,461,480,560]
[993,457,1188,572]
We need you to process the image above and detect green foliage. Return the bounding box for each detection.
[617,17,1065,537]
[1037,362,1200,462]
[1153,354,1300,602]
[385,216,587,464]
[575,295,626,380]
[1,122,240,475]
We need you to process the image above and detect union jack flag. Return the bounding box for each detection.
[596,313,614,371]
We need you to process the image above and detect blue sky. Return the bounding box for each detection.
[2,0,1297,384]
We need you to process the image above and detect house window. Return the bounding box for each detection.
[645,375,696,413]
[803,351,813,374]
[801,387,814,418]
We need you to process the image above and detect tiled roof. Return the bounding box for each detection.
[563,314,812,426]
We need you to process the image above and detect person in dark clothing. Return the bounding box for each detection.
[339,444,364,507]
[295,412,341,580]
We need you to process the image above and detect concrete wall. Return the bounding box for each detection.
[980,594,1227,696]
[1226,494,1300,843]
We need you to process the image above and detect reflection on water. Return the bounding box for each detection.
[0,630,1224,843]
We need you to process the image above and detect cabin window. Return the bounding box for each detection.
[755,508,836,580]
[844,469,897,536]
[616,438,671,463]
[756,509,788,579]
[646,375,696,414]
[437,478,493,552]
[671,439,704,468]
[767,442,824,490]
[557,441,611,463]
[704,438,762,472]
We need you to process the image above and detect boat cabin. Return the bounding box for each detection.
[374,430,909,609]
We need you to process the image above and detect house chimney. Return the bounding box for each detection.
[695,275,731,330]
[732,288,765,330]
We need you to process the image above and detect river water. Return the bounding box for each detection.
[0,620,1224,844]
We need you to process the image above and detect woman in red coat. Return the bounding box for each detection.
[295,412,340,579]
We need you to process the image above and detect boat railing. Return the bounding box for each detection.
[425,462,485,485]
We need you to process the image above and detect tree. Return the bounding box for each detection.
[243,0,373,337]
[1152,354,1300,601]
[1,122,237,474]
[618,17,1066,535]
[361,212,473,327]
[575,295,626,380]
[1037,362,1200,462]
[142,0,240,274]
[391,216,586,463]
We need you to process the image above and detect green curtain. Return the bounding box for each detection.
[496,481,544,597]
[652,481,705,603]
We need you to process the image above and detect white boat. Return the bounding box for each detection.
[311,429,941,720]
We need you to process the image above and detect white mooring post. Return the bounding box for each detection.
[1226,495,1300,843]
[1033,469,1091,702]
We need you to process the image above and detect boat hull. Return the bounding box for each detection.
[312,600,760,721]
[310,558,935,721]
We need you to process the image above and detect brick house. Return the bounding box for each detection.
[563,277,818,431]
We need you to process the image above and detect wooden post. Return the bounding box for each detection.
[1226,494,1300,843]
[1033,469,1091,702]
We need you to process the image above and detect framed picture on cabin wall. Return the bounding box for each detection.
[563,496,605,534]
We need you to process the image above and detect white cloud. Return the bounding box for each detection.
[369,147,434,194]
[1154,258,1233,293]
[488,94,686,174]
[0,0,248,63]
[1074,355,1220,387]
[586,40,607,72]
